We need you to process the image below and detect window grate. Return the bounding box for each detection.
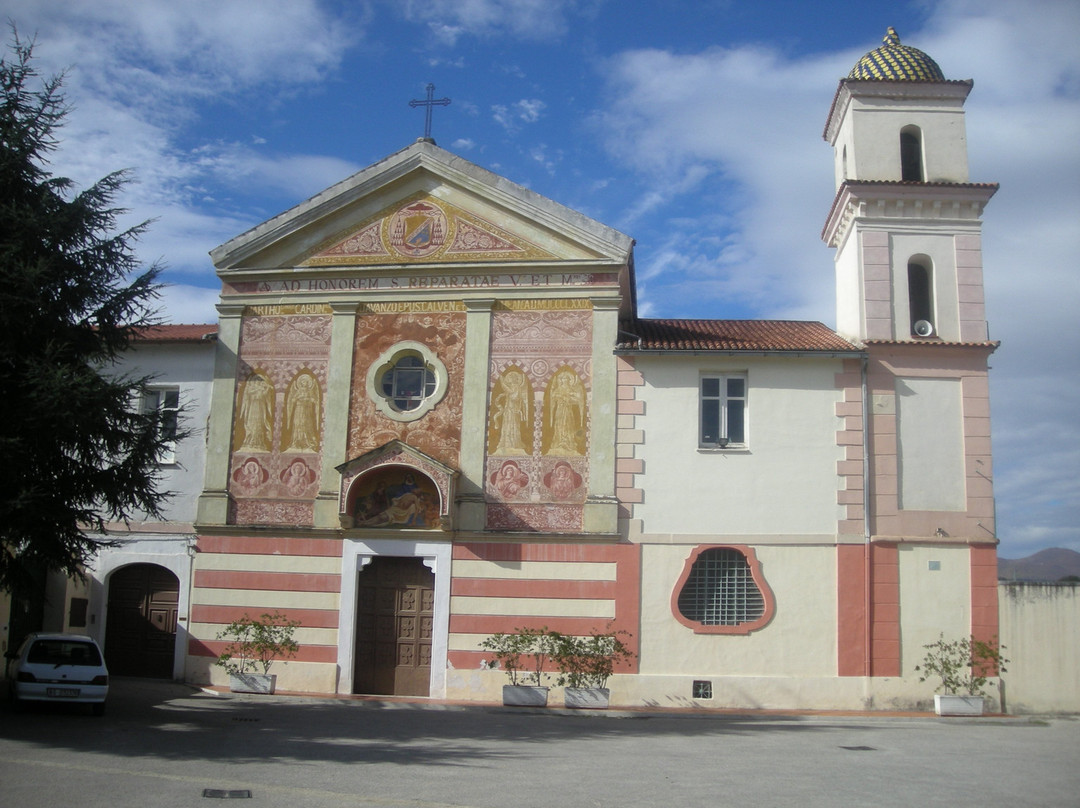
[677,548,765,626]
[693,680,713,699]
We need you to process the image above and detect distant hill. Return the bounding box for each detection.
[998,548,1080,582]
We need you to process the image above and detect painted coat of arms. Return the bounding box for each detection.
[388,201,448,258]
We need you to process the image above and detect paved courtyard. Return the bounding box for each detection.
[1,679,1077,807]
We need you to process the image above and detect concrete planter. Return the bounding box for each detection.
[229,673,277,694]
[498,687,548,704]
[502,685,549,707]
[934,694,984,716]
[564,687,610,709]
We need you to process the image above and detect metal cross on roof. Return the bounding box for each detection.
[409,83,451,141]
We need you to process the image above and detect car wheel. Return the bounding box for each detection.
[91,701,106,717]
[9,694,23,713]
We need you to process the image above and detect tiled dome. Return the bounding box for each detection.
[849,28,945,81]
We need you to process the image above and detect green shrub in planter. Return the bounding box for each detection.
[479,626,557,687]
[551,627,634,690]
[216,612,300,676]
[915,633,1008,697]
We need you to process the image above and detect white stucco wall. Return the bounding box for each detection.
[632,356,845,538]
[898,544,973,675]
[638,544,837,677]
[833,227,864,341]
[110,340,215,523]
[842,95,970,184]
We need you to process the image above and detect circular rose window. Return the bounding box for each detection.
[366,341,448,422]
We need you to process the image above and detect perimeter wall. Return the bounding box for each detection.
[998,582,1080,714]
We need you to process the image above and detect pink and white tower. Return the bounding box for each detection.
[823,29,1001,682]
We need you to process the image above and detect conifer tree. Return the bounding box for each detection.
[0,33,181,594]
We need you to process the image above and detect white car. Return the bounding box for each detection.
[6,633,109,715]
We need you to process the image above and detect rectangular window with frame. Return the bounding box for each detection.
[143,386,180,463]
[699,374,746,448]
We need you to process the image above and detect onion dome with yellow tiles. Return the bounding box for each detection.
[849,27,945,81]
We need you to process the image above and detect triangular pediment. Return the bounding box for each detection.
[210,140,633,274]
[301,194,557,267]
[337,439,458,478]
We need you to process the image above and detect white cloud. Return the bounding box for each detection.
[155,284,223,326]
[188,143,361,201]
[5,0,363,309]
[516,99,546,123]
[400,0,582,42]
[492,99,548,132]
[529,144,561,174]
[9,0,352,96]
[596,42,845,320]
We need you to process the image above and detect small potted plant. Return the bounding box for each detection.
[915,633,1008,716]
[552,626,635,709]
[480,626,558,706]
[215,611,300,694]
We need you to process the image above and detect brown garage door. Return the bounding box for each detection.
[353,556,434,696]
[105,564,179,678]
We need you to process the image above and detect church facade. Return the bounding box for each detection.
[32,31,1002,711]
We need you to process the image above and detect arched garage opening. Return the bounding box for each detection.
[105,563,179,678]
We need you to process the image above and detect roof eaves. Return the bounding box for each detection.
[864,339,1000,349]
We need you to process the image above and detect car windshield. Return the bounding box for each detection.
[27,639,102,667]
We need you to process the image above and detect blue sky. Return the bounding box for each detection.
[6,0,1079,559]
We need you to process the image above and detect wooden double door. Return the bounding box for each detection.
[105,563,179,678]
[353,556,434,697]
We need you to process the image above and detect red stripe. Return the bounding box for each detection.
[190,605,339,629]
[188,638,337,664]
[453,542,628,563]
[197,535,343,557]
[451,578,616,599]
[449,650,493,670]
[970,544,1000,646]
[194,569,341,592]
[837,544,868,676]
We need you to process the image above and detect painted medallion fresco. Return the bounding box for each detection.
[228,307,331,526]
[485,302,592,532]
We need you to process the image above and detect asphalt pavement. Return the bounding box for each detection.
[1,678,1077,807]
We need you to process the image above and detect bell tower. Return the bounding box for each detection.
[823,30,1001,681]
[823,27,997,343]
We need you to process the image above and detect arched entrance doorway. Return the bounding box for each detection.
[353,556,435,696]
[105,563,179,678]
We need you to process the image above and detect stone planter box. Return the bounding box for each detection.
[502,685,549,707]
[229,673,277,694]
[564,687,610,709]
[934,694,984,716]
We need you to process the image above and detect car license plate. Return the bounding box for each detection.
[46,687,80,698]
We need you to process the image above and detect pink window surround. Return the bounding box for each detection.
[670,545,776,635]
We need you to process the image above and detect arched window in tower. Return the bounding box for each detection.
[907,256,935,337]
[900,126,923,181]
